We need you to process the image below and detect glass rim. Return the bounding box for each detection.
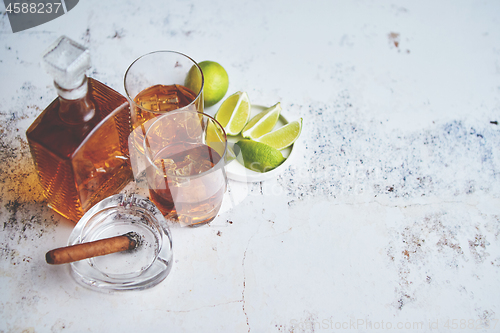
[123,50,204,114]
[143,110,228,180]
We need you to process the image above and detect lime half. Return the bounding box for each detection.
[235,139,285,173]
[241,102,281,140]
[215,91,251,136]
[256,118,302,150]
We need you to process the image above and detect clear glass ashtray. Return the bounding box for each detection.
[68,193,173,291]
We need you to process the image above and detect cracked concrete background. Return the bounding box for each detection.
[1,0,500,332]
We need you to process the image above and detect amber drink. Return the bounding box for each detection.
[131,83,197,154]
[133,84,197,125]
[124,51,204,184]
[144,111,227,227]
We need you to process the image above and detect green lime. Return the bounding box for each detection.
[256,118,302,150]
[215,91,251,136]
[235,139,285,173]
[205,118,236,161]
[185,61,229,107]
[241,102,281,140]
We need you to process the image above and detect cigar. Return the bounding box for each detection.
[46,232,140,265]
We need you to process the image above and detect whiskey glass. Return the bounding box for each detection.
[124,51,204,183]
[143,110,227,227]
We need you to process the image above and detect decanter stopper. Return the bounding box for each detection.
[42,36,91,91]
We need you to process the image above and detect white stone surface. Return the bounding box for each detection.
[1,0,500,332]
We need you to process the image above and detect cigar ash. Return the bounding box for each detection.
[123,231,143,253]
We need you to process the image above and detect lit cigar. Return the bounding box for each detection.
[46,232,141,265]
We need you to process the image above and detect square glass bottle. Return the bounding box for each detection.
[26,36,133,222]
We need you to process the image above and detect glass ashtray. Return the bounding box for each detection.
[68,193,173,291]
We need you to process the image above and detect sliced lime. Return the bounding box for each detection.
[235,139,285,173]
[256,118,302,150]
[215,91,251,136]
[241,102,281,140]
[205,118,227,158]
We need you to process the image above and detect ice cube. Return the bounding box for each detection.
[157,92,180,112]
[140,92,180,112]
[173,158,194,176]
[154,158,176,175]
[182,154,210,174]
[197,159,214,174]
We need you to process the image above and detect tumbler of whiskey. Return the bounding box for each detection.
[143,110,227,227]
[124,51,204,183]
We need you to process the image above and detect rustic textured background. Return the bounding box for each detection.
[1,0,499,332]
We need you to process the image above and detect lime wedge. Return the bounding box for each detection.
[205,118,227,158]
[235,139,285,173]
[256,118,302,150]
[215,91,251,136]
[241,102,281,140]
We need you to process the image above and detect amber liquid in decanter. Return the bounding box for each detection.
[26,78,133,222]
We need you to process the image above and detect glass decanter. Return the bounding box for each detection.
[26,36,133,222]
